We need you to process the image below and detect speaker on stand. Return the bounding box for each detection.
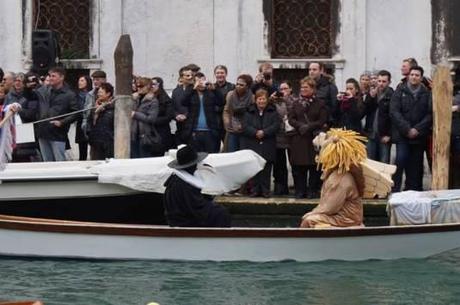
[32,29,60,76]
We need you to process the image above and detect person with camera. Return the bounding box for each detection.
[252,62,278,96]
[270,81,294,195]
[12,72,42,162]
[363,70,394,164]
[180,72,224,153]
[335,78,365,134]
[288,77,328,199]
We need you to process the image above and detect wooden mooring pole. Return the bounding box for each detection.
[113,34,133,159]
[431,65,453,190]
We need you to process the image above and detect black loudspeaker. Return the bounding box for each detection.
[32,29,60,75]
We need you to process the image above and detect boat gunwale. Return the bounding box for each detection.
[0,215,460,238]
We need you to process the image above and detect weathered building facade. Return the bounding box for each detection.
[0,0,455,90]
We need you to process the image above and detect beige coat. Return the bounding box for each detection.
[301,170,363,228]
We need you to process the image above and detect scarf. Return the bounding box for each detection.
[228,89,253,132]
[172,169,205,189]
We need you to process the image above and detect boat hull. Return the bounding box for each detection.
[0,216,459,262]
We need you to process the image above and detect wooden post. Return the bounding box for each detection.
[432,65,453,190]
[113,34,133,159]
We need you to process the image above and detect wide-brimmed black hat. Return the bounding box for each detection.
[167,145,208,169]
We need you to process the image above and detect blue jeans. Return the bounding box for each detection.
[392,142,425,192]
[38,138,67,161]
[226,132,240,152]
[191,131,219,153]
[367,138,391,163]
[131,140,153,158]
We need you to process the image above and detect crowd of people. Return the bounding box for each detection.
[1,57,460,199]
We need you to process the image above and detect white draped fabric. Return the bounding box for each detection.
[91,150,266,195]
[388,190,460,225]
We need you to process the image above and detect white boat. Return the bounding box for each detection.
[0,150,265,223]
[0,214,459,262]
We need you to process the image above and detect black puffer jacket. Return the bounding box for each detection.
[390,84,432,144]
[240,103,280,162]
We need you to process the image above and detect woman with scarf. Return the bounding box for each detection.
[88,82,114,160]
[75,75,92,160]
[222,74,254,152]
[288,77,328,199]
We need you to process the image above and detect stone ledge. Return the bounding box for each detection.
[217,195,387,217]
[257,58,346,69]
[60,59,103,70]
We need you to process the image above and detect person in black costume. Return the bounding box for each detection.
[163,145,231,227]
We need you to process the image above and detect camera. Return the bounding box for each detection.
[275,91,283,98]
[263,72,271,81]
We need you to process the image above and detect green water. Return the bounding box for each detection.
[1,250,460,305]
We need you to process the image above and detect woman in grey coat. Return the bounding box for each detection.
[131,77,160,158]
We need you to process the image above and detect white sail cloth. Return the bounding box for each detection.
[90,150,266,195]
[388,190,460,225]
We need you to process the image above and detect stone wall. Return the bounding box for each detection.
[0,0,434,91]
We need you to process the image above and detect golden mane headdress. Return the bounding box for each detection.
[316,128,367,174]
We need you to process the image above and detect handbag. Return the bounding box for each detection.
[140,127,164,153]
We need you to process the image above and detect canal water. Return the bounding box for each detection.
[1,248,459,305]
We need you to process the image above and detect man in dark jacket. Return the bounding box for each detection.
[181,72,224,153]
[35,66,79,161]
[364,70,394,163]
[308,62,338,126]
[163,145,231,227]
[390,66,432,192]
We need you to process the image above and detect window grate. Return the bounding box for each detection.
[271,0,332,58]
[33,0,90,59]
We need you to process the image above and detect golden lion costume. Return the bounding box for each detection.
[301,129,368,228]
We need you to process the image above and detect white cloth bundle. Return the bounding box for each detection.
[91,150,266,195]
